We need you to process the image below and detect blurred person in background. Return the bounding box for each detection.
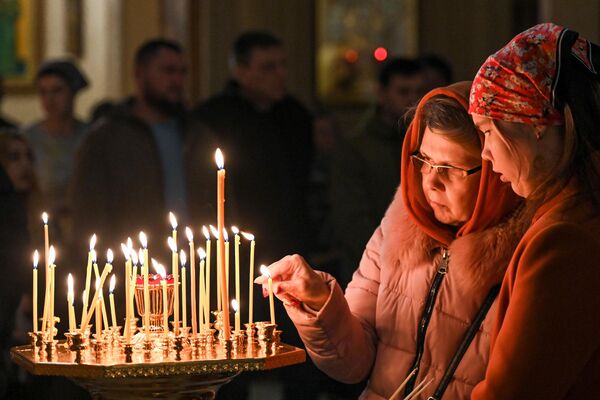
[22,60,89,247]
[418,54,454,93]
[331,58,424,287]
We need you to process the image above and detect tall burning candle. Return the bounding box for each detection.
[210,225,221,311]
[139,232,150,338]
[80,263,112,334]
[232,227,240,326]
[121,243,131,338]
[180,250,187,329]
[168,237,179,334]
[127,250,139,342]
[202,226,211,325]
[41,213,50,332]
[67,273,76,332]
[32,251,39,332]
[95,279,102,338]
[109,275,117,329]
[197,248,206,330]
[153,262,169,338]
[41,246,55,334]
[48,246,56,337]
[242,232,255,324]
[169,212,178,243]
[186,228,197,335]
[215,148,230,340]
[95,251,112,331]
[260,265,275,325]
[82,235,96,327]
[232,299,240,332]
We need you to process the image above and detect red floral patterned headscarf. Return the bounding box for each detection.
[469,23,598,125]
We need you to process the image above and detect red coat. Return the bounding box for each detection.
[472,182,600,399]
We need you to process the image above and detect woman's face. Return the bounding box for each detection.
[37,75,74,118]
[2,139,34,193]
[418,127,482,225]
[472,115,540,197]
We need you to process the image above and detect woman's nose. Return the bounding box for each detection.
[423,169,445,191]
[481,142,492,162]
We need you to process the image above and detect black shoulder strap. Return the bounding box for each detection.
[428,284,500,400]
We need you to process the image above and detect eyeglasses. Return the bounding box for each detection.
[410,153,482,181]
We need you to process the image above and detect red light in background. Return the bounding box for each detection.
[373,47,388,62]
[344,49,359,64]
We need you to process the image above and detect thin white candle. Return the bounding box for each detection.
[242,232,255,324]
[48,246,56,337]
[232,226,240,328]
[210,225,220,311]
[186,227,197,336]
[67,273,75,332]
[41,213,49,332]
[82,235,96,328]
[32,251,39,332]
[197,247,206,330]
[260,265,275,325]
[139,232,150,338]
[168,236,179,335]
[109,275,117,329]
[232,299,240,332]
[203,226,211,322]
[180,250,187,329]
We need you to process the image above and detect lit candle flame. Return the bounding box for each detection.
[167,236,177,252]
[139,231,148,248]
[91,249,97,263]
[231,226,239,235]
[185,227,193,242]
[260,265,271,278]
[232,299,239,313]
[137,249,143,265]
[215,148,224,169]
[68,273,74,300]
[209,225,219,239]
[126,237,133,250]
[48,246,56,265]
[33,250,39,269]
[197,247,206,259]
[223,228,229,242]
[131,249,139,265]
[152,259,167,278]
[90,234,97,251]
[180,250,187,267]
[106,249,114,264]
[241,231,255,241]
[202,226,210,240]
[109,274,116,293]
[95,277,100,291]
[121,243,130,260]
[42,212,48,224]
[169,212,178,229]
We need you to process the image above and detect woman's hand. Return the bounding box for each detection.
[254,254,331,311]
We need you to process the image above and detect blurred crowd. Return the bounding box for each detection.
[0,32,452,399]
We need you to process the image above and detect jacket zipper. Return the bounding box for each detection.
[404,248,449,396]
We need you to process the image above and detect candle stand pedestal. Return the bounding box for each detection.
[11,328,304,399]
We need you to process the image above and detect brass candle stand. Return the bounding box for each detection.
[14,320,304,399]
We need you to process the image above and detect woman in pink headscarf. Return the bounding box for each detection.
[469,23,600,399]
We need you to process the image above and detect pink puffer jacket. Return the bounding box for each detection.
[286,188,525,399]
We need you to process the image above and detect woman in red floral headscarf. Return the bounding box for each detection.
[469,23,600,399]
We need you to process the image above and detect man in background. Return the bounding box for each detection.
[71,38,214,266]
[331,58,424,286]
[194,31,313,263]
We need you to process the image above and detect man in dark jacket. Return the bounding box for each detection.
[194,31,317,400]
[70,39,214,268]
[194,31,313,263]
